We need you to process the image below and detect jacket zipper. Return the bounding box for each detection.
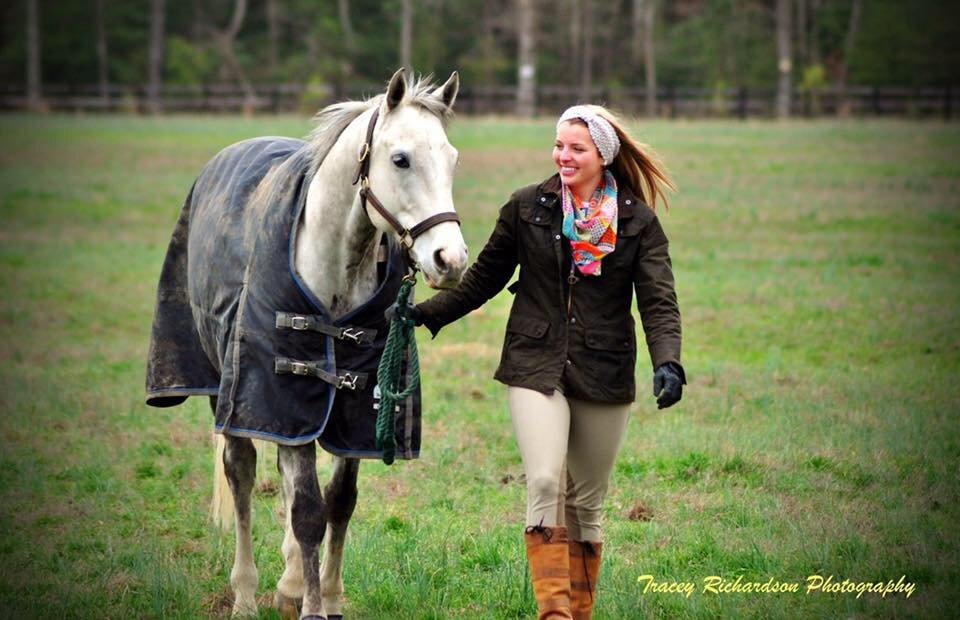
[563,265,579,373]
[566,267,578,317]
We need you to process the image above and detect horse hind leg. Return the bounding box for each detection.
[278,442,327,619]
[223,434,259,616]
[319,456,360,620]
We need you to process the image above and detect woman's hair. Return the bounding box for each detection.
[563,105,676,211]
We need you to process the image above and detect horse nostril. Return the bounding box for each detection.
[433,248,448,274]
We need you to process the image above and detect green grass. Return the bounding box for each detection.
[0,113,958,618]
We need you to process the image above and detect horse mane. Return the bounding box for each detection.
[305,75,454,174]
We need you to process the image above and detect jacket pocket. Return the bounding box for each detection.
[519,204,555,247]
[506,315,549,339]
[502,315,550,372]
[581,329,636,389]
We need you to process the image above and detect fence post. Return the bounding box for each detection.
[872,86,881,116]
[738,86,747,120]
[945,85,952,121]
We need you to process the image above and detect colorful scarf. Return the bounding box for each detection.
[561,170,618,276]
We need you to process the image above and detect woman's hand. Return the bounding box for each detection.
[653,363,685,409]
[384,302,424,326]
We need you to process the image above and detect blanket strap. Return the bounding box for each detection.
[275,357,368,391]
[275,312,376,345]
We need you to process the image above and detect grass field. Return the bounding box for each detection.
[0,113,958,619]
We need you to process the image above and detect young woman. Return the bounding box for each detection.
[406,105,685,619]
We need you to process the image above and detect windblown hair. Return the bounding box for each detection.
[563,105,676,211]
[305,75,454,174]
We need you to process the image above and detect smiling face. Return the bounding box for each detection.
[553,120,605,198]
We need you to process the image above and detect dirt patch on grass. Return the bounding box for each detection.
[627,502,654,521]
[201,584,235,618]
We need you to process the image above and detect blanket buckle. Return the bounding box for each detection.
[338,373,359,390]
[290,315,309,330]
[290,361,310,376]
[341,327,365,343]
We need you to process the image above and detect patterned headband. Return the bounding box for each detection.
[557,106,621,165]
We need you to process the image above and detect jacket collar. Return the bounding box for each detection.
[537,172,637,219]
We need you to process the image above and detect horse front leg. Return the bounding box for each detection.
[319,456,360,620]
[223,434,258,616]
[278,442,327,619]
[275,452,305,618]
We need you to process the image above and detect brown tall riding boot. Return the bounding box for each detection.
[569,540,603,620]
[524,524,572,619]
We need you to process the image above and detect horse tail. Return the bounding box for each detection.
[211,432,235,530]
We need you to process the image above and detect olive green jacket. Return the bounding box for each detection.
[417,173,682,403]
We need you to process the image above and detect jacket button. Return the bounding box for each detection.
[570,317,577,324]
[566,359,572,365]
[540,197,546,203]
[535,216,541,222]
[555,234,561,240]
[625,199,632,205]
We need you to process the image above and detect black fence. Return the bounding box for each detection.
[1,83,954,119]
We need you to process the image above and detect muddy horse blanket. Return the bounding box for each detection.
[145,137,421,459]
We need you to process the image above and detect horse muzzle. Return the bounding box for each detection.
[420,242,467,289]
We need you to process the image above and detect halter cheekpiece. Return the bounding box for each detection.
[352,108,461,264]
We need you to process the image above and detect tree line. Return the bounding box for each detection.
[3,0,957,116]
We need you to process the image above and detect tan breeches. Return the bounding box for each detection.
[508,386,631,543]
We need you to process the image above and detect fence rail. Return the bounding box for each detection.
[1,83,954,119]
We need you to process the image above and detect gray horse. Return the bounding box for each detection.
[145,70,466,618]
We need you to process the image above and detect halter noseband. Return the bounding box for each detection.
[352,108,461,262]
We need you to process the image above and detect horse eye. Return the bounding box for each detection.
[392,153,410,169]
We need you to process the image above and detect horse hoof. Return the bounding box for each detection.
[230,600,258,618]
[272,591,302,619]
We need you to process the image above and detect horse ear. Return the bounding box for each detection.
[386,68,407,110]
[435,71,459,110]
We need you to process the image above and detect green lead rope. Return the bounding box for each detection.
[375,276,420,465]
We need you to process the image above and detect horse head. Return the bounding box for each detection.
[363,69,468,289]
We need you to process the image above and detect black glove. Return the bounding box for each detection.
[653,362,685,409]
[384,302,423,326]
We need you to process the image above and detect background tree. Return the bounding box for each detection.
[2,0,958,116]
[265,0,280,80]
[639,0,657,116]
[516,0,536,117]
[146,0,164,114]
[207,0,256,113]
[577,0,594,101]
[835,0,862,114]
[337,0,356,77]
[96,0,109,105]
[25,0,42,111]
[776,0,793,118]
[400,0,413,76]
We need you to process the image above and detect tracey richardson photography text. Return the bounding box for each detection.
[637,575,916,599]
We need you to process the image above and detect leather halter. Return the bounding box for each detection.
[352,108,461,258]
